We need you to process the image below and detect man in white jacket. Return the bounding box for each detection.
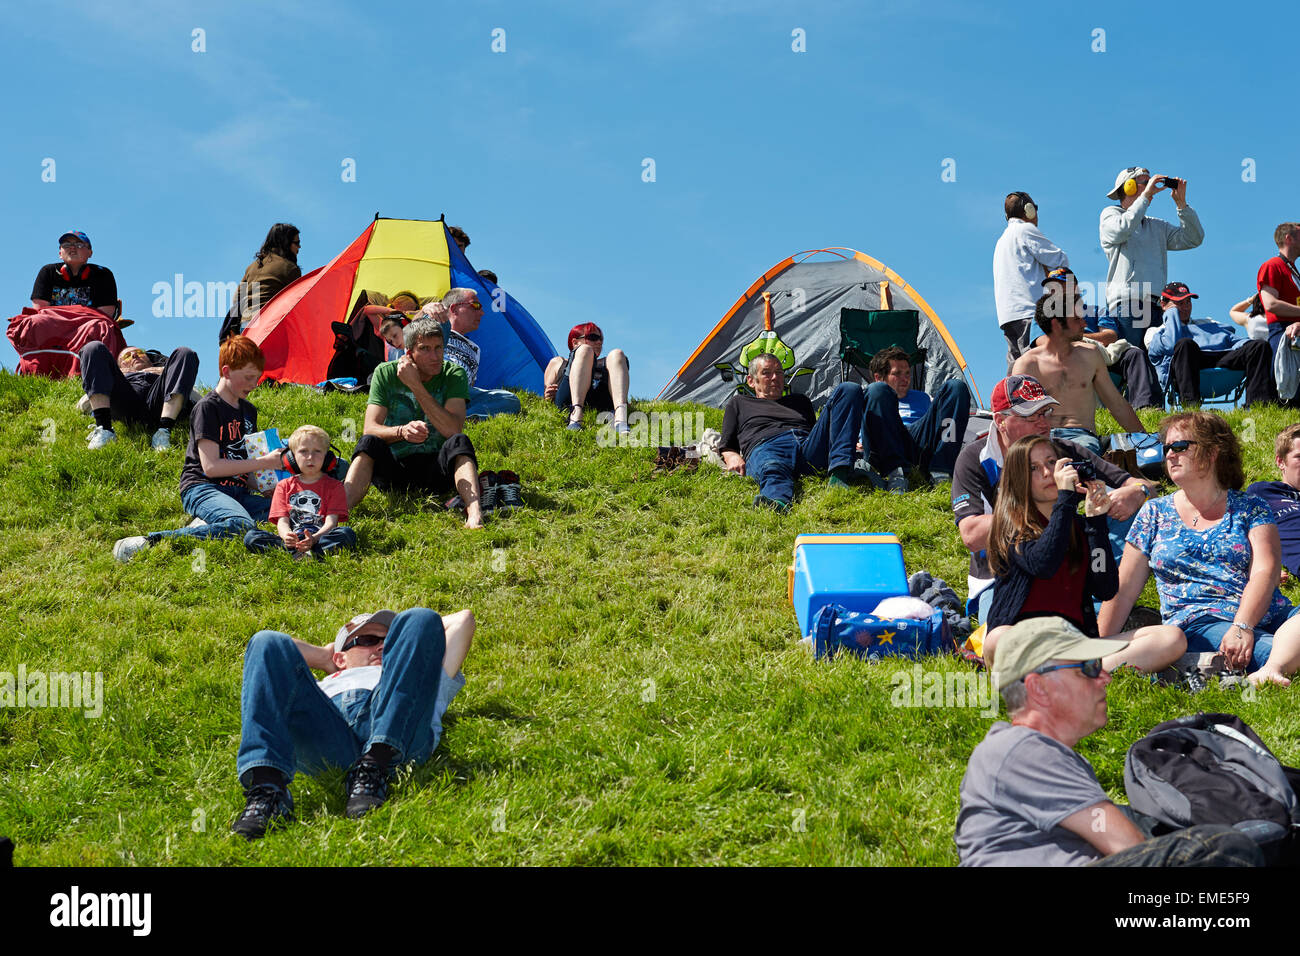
[993,192,1070,374]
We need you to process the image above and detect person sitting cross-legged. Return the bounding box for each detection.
[231,607,473,839]
[80,343,199,451]
[720,353,867,512]
[244,425,357,559]
[860,345,970,490]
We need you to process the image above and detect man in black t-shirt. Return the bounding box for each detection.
[719,353,866,511]
[31,230,118,319]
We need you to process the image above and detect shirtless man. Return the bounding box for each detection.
[1012,287,1144,454]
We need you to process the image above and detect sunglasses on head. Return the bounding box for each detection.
[1035,658,1104,679]
[1163,439,1197,455]
[341,632,384,653]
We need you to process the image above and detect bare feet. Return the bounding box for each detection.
[1247,668,1291,688]
[464,505,484,530]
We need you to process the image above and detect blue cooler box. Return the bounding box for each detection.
[787,533,909,638]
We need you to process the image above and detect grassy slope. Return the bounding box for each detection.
[2,371,1299,866]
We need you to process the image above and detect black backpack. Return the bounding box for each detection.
[1124,712,1300,860]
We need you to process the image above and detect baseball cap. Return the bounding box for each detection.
[991,617,1129,691]
[1041,266,1076,290]
[1106,166,1149,201]
[1161,282,1198,302]
[990,375,1060,417]
[58,230,91,247]
[333,609,397,653]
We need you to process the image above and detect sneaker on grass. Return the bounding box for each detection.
[112,535,153,563]
[495,470,523,515]
[231,783,294,840]
[86,425,117,450]
[344,757,391,819]
[151,427,171,451]
[478,471,499,518]
[884,466,909,494]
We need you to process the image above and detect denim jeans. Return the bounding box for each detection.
[1050,427,1102,455]
[466,385,521,419]
[862,380,970,476]
[148,483,272,543]
[1182,605,1300,673]
[236,608,446,781]
[1089,824,1264,867]
[244,526,358,555]
[744,383,864,503]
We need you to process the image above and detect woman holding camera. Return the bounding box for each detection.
[1100,411,1300,686]
[983,435,1186,672]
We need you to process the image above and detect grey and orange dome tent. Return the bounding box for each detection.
[657,247,981,409]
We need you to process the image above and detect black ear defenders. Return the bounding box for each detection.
[58,264,91,281]
[280,444,340,475]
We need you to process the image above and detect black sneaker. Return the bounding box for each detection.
[231,783,294,840]
[344,758,391,819]
[495,470,523,515]
[478,470,499,518]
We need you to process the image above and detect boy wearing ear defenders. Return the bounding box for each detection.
[1100,166,1203,345]
[993,191,1071,374]
[244,425,356,558]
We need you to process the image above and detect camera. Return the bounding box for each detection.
[1157,176,1182,189]
[1068,459,1098,483]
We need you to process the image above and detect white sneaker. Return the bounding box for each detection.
[187,517,208,528]
[151,428,171,450]
[87,426,117,450]
[112,535,151,563]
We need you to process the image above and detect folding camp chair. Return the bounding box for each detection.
[1164,367,1247,409]
[839,308,926,387]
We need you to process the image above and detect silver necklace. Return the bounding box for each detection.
[1189,489,1226,527]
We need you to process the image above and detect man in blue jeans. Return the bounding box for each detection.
[719,353,867,512]
[860,346,970,491]
[232,606,474,839]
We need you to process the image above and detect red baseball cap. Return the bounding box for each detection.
[991,375,1060,416]
[1161,282,1198,302]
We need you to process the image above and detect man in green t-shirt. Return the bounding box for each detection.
[343,318,484,528]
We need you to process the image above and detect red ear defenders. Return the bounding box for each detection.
[280,444,340,475]
[58,264,91,281]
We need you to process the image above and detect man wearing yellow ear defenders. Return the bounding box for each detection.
[1100,165,1204,348]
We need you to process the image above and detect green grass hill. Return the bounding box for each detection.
[3,371,1299,865]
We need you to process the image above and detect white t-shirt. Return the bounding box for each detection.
[993,218,1070,327]
[318,665,467,751]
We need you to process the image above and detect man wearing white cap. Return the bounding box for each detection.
[955,616,1263,866]
[231,607,474,839]
[1099,166,1204,346]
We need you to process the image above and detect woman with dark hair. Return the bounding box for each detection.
[542,322,630,433]
[1100,411,1300,685]
[223,223,302,340]
[982,435,1185,672]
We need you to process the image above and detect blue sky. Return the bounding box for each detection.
[3,0,1296,405]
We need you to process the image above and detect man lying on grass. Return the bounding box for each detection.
[113,335,283,562]
[232,607,473,839]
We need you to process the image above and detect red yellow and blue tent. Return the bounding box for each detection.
[246,216,556,389]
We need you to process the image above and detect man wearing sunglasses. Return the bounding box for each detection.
[1100,166,1204,346]
[232,607,474,839]
[31,229,119,320]
[437,287,521,418]
[956,616,1263,866]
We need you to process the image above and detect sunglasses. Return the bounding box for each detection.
[60,241,89,250]
[458,301,483,311]
[578,334,603,342]
[1035,658,1104,679]
[340,632,385,653]
[1163,439,1198,455]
